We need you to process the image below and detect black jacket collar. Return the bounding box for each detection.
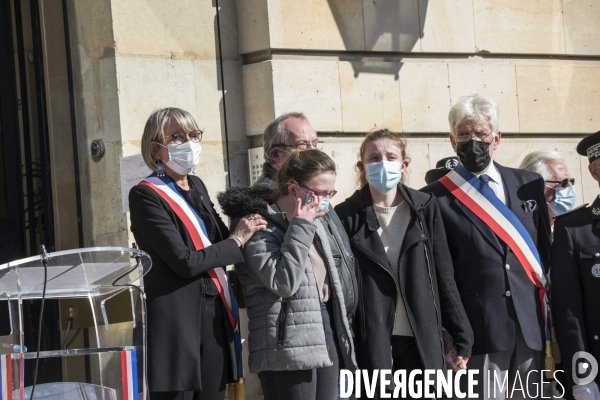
[348,184,434,232]
[346,184,433,275]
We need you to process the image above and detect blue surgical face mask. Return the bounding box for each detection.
[365,160,402,194]
[298,187,330,213]
[547,185,576,215]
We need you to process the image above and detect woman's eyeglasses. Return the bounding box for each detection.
[162,130,203,145]
[545,178,575,188]
[298,184,337,199]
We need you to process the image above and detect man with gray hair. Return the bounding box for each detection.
[255,112,320,186]
[520,150,576,229]
[422,93,552,399]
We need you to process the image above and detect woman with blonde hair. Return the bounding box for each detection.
[334,129,473,398]
[129,107,267,399]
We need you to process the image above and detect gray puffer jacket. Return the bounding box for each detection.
[239,207,357,373]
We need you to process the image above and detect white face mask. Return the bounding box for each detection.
[159,141,202,175]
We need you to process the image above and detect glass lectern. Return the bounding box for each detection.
[0,246,151,400]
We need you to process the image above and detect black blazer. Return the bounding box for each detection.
[552,196,600,388]
[129,175,244,391]
[421,162,552,356]
[335,184,473,374]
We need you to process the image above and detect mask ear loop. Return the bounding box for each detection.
[296,184,306,204]
[291,181,311,205]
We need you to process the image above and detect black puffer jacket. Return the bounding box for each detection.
[218,185,359,324]
[334,184,474,372]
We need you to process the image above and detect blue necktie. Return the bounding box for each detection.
[479,174,491,187]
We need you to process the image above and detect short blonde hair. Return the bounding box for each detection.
[141,107,201,172]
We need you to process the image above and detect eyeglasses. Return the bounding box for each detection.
[456,131,493,143]
[161,130,203,145]
[273,141,324,151]
[545,178,575,188]
[298,184,337,199]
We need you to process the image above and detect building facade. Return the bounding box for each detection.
[1,0,599,397]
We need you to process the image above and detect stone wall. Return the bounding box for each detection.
[238,0,600,207]
[68,0,247,248]
[66,0,600,253]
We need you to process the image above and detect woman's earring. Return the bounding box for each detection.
[156,160,165,177]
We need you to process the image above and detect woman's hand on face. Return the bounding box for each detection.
[293,193,329,222]
[232,214,268,246]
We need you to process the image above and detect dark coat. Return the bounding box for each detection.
[421,162,552,356]
[334,184,473,373]
[254,162,276,187]
[551,195,600,388]
[129,175,244,391]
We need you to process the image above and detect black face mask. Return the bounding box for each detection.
[456,140,492,173]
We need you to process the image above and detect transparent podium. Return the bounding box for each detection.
[0,246,151,400]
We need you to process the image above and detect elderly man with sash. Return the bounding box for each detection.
[421,93,552,399]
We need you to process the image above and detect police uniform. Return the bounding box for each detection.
[551,131,600,390]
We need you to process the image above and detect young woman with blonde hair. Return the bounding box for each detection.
[334,129,473,398]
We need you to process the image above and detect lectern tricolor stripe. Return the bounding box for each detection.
[0,354,12,400]
[121,350,138,400]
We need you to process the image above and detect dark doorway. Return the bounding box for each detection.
[1,0,55,256]
[0,0,74,386]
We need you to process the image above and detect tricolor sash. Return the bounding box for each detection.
[0,354,12,400]
[140,173,243,378]
[121,349,138,400]
[439,165,551,343]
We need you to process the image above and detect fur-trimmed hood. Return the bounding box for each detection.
[217,182,272,219]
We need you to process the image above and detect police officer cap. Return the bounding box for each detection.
[425,157,459,184]
[576,130,600,163]
[435,157,459,170]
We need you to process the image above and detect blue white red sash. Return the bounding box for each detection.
[439,164,551,340]
[140,174,243,378]
[121,349,138,400]
[0,354,12,400]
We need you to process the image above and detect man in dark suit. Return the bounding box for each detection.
[552,131,600,400]
[421,93,552,399]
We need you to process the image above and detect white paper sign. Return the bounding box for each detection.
[120,154,152,212]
